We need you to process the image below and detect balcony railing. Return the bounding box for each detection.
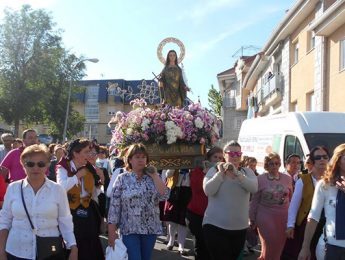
[223,97,236,108]
[255,74,282,106]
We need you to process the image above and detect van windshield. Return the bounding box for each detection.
[304,133,345,155]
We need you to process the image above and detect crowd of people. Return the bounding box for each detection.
[0,129,345,260]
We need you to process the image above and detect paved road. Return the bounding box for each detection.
[152,235,259,260]
[101,234,259,259]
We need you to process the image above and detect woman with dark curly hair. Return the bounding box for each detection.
[298,143,345,260]
[56,138,105,260]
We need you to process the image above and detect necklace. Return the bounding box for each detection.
[267,173,280,181]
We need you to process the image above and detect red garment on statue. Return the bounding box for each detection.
[187,167,208,216]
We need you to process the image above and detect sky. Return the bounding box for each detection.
[0,0,295,107]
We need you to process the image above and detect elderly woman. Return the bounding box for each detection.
[56,139,104,260]
[298,143,345,260]
[202,140,258,260]
[108,143,169,260]
[0,144,77,260]
[250,152,292,260]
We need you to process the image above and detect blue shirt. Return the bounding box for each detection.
[108,171,169,235]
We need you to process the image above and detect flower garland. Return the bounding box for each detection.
[110,99,220,148]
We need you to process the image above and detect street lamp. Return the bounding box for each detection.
[62,58,99,142]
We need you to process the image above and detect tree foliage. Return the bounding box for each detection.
[208,84,223,117]
[0,5,85,138]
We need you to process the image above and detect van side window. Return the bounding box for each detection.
[284,135,304,160]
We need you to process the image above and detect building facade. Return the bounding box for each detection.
[218,0,345,143]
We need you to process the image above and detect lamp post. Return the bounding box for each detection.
[62,58,99,142]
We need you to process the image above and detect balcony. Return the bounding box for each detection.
[255,74,283,112]
[235,88,250,111]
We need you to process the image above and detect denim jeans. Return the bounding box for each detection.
[122,234,157,260]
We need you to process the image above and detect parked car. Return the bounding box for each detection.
[38,134,54,145]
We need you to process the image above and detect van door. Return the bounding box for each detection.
[283,135,304,161]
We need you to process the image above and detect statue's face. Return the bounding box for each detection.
[168,52,176,63]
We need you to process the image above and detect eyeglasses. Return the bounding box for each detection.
[224,151,242,157]
[314,155,329,161]
[24,161,47,168]
[268,162,280,167]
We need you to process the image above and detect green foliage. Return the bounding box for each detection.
[0,5,85,137]
[208,84,222,117]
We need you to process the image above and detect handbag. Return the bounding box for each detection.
[21,180,66,260]
[105,238,128,260]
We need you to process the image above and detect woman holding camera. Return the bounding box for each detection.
[202,141,258,260]
[108,143,169,260]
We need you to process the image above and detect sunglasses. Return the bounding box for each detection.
[224,151,242,157]
[314,155,329,161]
[268,162,280,167]
[24,161,47,168]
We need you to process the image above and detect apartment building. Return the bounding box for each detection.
[218,0,345,142]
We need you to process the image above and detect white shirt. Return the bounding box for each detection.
[56,160,100,201]
[106,167,124,198]
[309,180,345,248]
[0,178,76,259]
[287,176,318,228]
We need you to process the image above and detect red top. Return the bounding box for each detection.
[187,167,208,216]
[0,175,7,203]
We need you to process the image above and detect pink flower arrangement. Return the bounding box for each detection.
[110,99,221,148]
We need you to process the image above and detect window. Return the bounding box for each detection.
[284,135,304,162]
[341,39,345,70]
[293,42,299,64]
[85,104,99,120]
[306,91,315,111]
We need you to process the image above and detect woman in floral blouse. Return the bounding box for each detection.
[249,152,293,260]
[108,143,169,260]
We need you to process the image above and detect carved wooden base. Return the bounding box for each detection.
[146,143,206,170]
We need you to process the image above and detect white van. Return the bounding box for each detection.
[238,112,345,173]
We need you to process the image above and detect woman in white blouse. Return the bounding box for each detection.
[56,138,105,260]
[298,143,345,260]
[0,144,77,260]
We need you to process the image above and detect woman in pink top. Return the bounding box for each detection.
[249,152,293,260]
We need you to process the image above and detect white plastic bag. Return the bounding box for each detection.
[105,238,128,260]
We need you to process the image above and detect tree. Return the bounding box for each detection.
[0,5,86,137]
[208,84,223,117]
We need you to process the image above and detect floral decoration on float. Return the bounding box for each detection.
[109,99,221,169]
[110,98,220,148]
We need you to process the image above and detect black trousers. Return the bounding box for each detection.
[325,243,345,260]
[202,224,246,260]
[186,210,211,260]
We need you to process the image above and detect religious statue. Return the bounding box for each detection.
[158,50,189,107]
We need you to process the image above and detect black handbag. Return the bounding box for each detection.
[21,180,66,260]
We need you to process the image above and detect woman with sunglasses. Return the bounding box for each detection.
[298,144,345,260]
[56,139,105,260]
[249,152,292,260]
[0,144,78,260]
[202,140,258,260]
[282,146,329,260]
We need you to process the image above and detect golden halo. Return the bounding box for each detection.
[157,37,185,65]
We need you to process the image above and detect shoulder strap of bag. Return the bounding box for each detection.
[21,180,36,232]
